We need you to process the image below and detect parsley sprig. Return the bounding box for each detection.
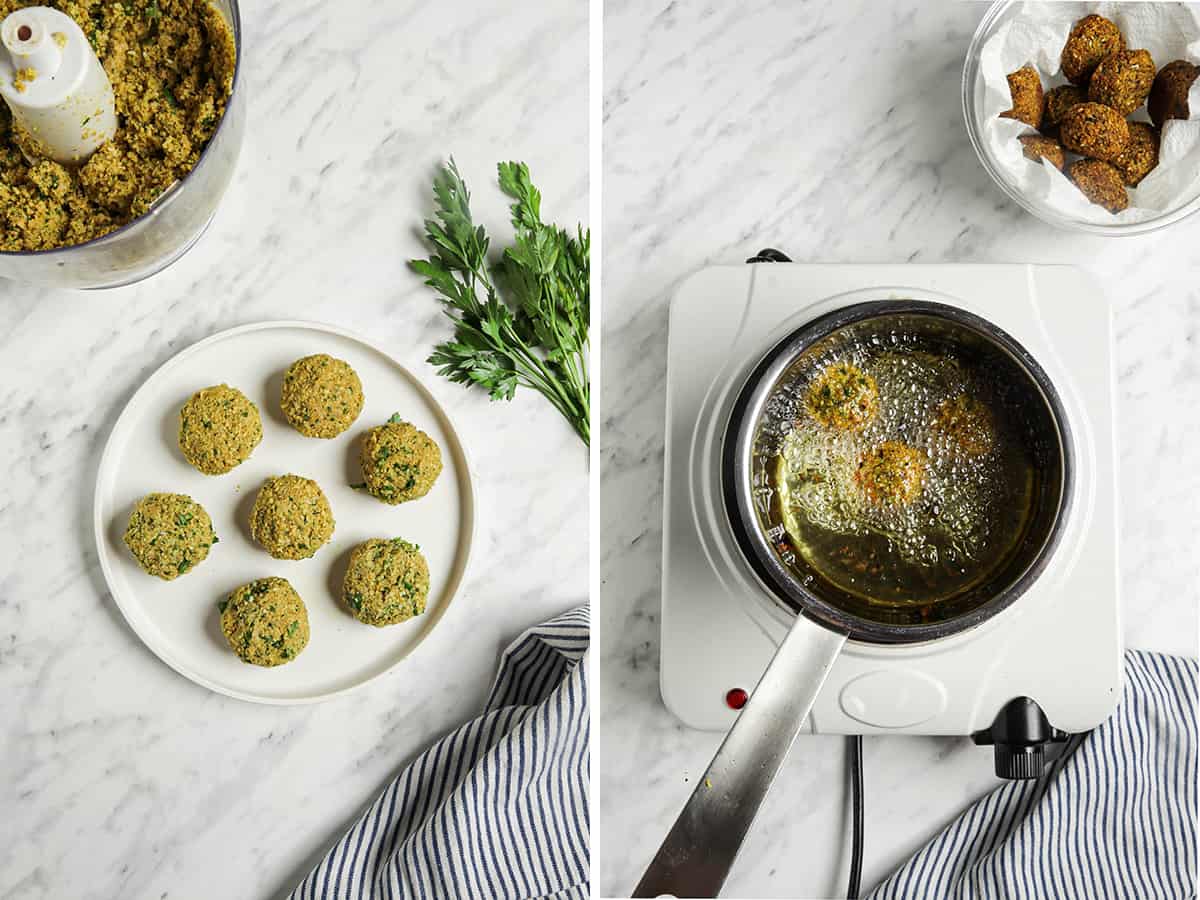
[410,160,590,445]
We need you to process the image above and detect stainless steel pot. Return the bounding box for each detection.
[635,300,1074,898]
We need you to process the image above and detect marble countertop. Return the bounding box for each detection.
[600,1,1199,898]
[0,2,587,898]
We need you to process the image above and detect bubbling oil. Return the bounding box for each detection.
[757,331,1037,606]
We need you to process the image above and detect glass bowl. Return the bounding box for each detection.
[962,0,1200,235]
[0,0,244,289]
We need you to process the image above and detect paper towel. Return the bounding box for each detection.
[978,1,1200,225]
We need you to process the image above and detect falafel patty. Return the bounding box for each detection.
[855,442,926,507]
[178,384,263,475]
[1112,122,1160,186]
[1149,60,1199,128]
[220,577,310,667]
[1018,134,1065,171]
[1041,85,1087,136]
[1000,65,1044,129]
[359,416,443,504]
[342,538,431,627]
[1088,49,1156,116]
[1061,14,1126,85]
[123,492,218,580]
[1059,103,1130,162]
[249,474,335,560]
[280,354,365,439]
[805,362,879,431]
[1069,159,1129,213]
[931,395,995,457]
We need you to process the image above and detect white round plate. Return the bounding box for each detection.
[94,321,475,704]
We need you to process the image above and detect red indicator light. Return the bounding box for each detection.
[725,688,748,710]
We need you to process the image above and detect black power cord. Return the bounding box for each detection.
[847,735,864,899]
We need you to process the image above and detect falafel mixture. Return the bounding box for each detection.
[249,474,335,560]
[220,577,309,667]
[178,383,262,475]
[123,492,217,580]
[805,362,879,431]
[359,416,443,504]
[342,538,430,627]
[280,353,365,439]
[0,0,236,252]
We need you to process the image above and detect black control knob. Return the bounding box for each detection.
[971,697,1071,781]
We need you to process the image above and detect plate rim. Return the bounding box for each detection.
[92,319,477,705]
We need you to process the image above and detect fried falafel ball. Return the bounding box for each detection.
[1088,49,1156,116]
[220,577,310,667]
[805,362,879,431]
[1000,65,1044,129]
[123,493,218,580]
[855,442,926,507]
[1060,102,1130,162]
[1149,60,1199,128]
[178,384,263,475]
[359,417,443,504]
[1069,159,1129,213]
[931,395,995,457]
[1018,134,1066,171]
[1041,85,1087,136]
[342,538,430,627]
[249,474,335,560]
[1112,122,1160,186]
[1061,14,1126,86]
[280,353,365,439]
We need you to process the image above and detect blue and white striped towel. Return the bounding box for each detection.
[868,651,1197,900]
[290,606,590,900]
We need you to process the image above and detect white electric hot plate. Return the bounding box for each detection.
[94,321,475,704]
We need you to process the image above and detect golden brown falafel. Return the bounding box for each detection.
[1069,159,1129,213]
[1018,134,1066,171]
[1061,14,1126,86]
[1112,122,1159,186]
[1000,66,1044,128]
[855,442,926,507]
[1148,59,1199,128]
[1060,102,1130,162]
[1041,85,1087,136]
[805,362,879,431]
[1089,49,1156,116]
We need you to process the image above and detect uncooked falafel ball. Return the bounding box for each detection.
[178,384,263,475]
[1061,14,1126,86]
[123,493,218,580]
[220,577,310,667]
[342,538,430,627]
[1112,122,1159,186]
[1088,49,1156,116]
[855,442,926,507]
[1000,66,1044,128]
[249,474,335,560]
[1149,60,1199,128]
[359,416,443,504]
[1018,134,1066,171]
[1060,102,1130,162]
[1069,159,1129,213]
[280,354,365,439]
[806,362,878,431]
[1041,85,1087,136]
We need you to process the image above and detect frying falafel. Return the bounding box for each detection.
[1089,49,1156,116]
[1061,14,1126,86]
[1069,159,1129,213]
[855,442,926,507]
[805,362,879,431]
[931,395,995,457]
[1060,102,1130,162]
[178,384,263,475]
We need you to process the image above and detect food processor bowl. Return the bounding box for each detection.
[962,0,1200,235]
[0,0,244,290]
